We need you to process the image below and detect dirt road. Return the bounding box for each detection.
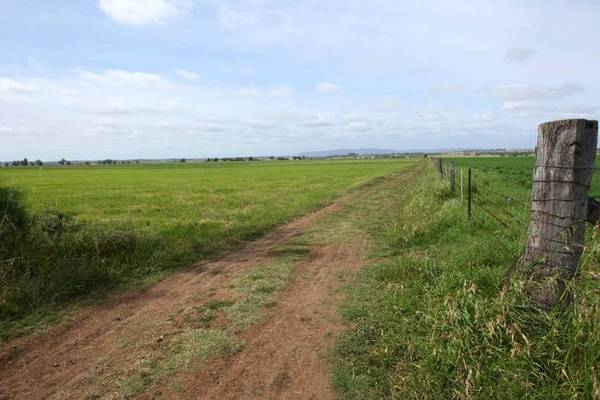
[0,171,409,399]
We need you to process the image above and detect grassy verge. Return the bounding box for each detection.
[333,161,600,399]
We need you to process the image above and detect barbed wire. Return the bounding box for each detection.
[430,157,599,277]
[474,190,529,225]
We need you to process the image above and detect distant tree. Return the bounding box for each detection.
[180,158,186,163]
[66,161,72,165]
[35,160,43,166]
[58,158,67,165]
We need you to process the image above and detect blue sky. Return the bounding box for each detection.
[1,0,600,160]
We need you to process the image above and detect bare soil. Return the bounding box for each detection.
[0,177,386,400]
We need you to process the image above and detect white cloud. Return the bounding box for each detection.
[504,48,536,63]
[0,78,37,93]
[0,125,36,136]
[502,100,537,111]
[215,1,261,30]
[371,97,401,113]
[238,85,292,98]
[238,87,261,97]
[472,112,495,122]
[175,69,200,81]
[248,120,278,130]
[78,69,167,87]
[316,82,341,93]
[99,99,186,115]
[345,121,369,132]
[268,85,292,98]
[98,0,186,26]
[491,83,583,102]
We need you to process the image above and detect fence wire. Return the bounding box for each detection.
[430,158,599,266]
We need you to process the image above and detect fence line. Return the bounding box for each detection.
[430,118,599,310]
[431,157,531,229]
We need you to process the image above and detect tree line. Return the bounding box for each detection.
[1,156,309,167]
[2,158,44,167]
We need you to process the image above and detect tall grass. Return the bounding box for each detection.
[0,190,163,338]
[334,162,600,399]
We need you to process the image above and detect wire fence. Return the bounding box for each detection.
[431,158,543,261]
[431,157,600,267]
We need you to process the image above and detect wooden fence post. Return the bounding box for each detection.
[460,168,464,202]
[521,119,598,309]
[467,168,472,219]
[450,162,456,193]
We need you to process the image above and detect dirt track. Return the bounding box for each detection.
[0,174,393,399]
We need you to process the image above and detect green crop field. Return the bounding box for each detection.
[0,159,414,338]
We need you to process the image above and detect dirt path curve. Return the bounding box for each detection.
[161,237,368,400]
[0,175,391,400]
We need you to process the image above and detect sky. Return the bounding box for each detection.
[1,0,600,160]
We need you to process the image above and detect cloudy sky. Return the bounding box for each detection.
[1,0,599,160]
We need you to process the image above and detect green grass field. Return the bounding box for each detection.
[334,157,600,399]
[0,159,414,338]
[3,156,599,398]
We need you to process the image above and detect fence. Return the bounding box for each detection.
[431,119,599,309]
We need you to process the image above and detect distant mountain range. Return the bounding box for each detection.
[296,148,399,157]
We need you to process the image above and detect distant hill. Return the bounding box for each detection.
[297,148,398,158]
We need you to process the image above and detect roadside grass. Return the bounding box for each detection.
[333,160,600,399]
[0,159,413,340]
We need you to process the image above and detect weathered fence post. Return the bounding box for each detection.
[460,168,464,203]
[521,119,598,309]
[450,163,456,193]
[467,168,472,219]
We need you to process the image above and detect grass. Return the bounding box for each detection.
[333,158,600,399]
[0,159,413,339]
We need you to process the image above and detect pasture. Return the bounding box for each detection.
[0,159,414,337]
